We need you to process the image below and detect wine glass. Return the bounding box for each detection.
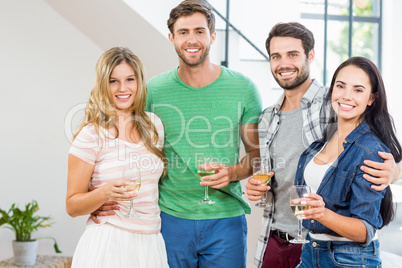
[289,185,311,244]
[253,157,272,208]
[122,166,141,217]
[197,157,215,205]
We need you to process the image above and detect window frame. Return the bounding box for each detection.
[300,0,382,85]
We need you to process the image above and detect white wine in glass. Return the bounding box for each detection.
[125,180,141,194]
[289,185,311,244]
[122,167,141,217]
[290,204,311,220]
[197,157,215,205]
[253,157,272,208]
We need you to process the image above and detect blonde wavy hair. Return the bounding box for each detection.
[73,47,165,165]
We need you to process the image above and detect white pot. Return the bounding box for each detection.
[12,240,38,266]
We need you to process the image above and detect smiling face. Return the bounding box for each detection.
[269,36,314,90]
[168,12,216,67]
[109,61,137,116]
[331,65,375,124]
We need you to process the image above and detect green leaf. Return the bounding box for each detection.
[53,242,62,254]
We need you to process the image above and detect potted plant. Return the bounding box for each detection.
[0,200,62,266]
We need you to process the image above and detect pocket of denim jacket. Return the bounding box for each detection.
[321,169,353,205]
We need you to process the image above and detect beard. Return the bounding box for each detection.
[175,45,211,67]
[272,60,310,90]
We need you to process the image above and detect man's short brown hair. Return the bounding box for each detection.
[266,22,315,57]
[167,0,215,35]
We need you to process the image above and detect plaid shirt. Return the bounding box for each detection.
[254,80,334,267]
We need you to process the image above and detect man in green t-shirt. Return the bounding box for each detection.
[91,1,261,266]
[145,0,261,267]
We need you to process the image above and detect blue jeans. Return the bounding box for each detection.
[160,212,247,268]
[297,234,381,268]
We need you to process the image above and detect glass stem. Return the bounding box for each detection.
[204,186,209,200]
[261,192,267,202]
[298,219,303,238]
[129,200,133,212]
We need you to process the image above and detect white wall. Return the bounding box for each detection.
[383,0,402,136]
[0,0,101,259]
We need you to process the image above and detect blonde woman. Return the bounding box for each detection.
[66,47,168,268]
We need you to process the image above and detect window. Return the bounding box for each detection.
[300,0,382,85]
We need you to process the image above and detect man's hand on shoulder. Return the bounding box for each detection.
[361,151,401,191]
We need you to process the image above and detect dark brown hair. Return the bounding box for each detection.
[265,22,315,57]
[167,0,215,35]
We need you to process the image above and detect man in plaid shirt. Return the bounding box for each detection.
[246,22,401,268]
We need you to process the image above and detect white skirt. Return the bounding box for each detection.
[72,223,169,268]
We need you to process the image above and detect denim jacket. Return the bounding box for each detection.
[295,121,389,236]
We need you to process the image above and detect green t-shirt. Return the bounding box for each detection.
[146,66,262,220]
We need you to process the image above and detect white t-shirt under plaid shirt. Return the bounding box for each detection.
[254,80,334,267]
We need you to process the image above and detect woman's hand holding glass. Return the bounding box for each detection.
[93,180,137,202]
[289,185,311,244]
[87,180,134,224]
[295,192,326,221]
[121,167,141,217]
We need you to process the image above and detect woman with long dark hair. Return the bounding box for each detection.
[294,56,401,267]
